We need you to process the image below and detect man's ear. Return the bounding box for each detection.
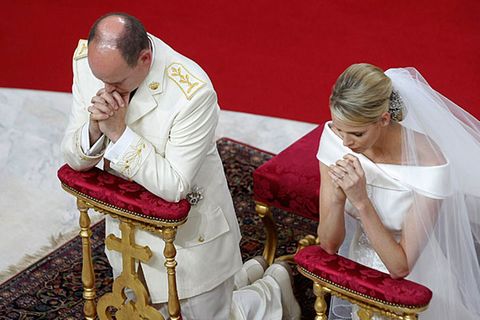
[138,49,152,66]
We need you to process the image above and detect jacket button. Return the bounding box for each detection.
[198,236,205,242]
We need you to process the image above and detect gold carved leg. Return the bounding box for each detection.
[77,199,97,320]
[404,315,417,320]
[313,282,329,320]
[97,220,164,320]
[162,227,181,320]
[357,308,373,320]
[298,234,318,250]
[255,202,278,265]
[276,231,319,264]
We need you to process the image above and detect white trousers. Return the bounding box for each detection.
[230,274,283,320]
[154,277,235,320]
[152,265,283,320]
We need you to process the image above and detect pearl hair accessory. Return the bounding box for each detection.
[389,90,405,122]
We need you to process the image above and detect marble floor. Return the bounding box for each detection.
[0,87,317,283]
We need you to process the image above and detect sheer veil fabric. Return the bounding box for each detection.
[326,68,480,319]
[386,68,480,319]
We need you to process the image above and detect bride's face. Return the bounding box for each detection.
[331,115,384,154]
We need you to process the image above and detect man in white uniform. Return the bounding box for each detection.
[62,13,300,319]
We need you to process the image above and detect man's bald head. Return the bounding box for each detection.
[88,13,150,67]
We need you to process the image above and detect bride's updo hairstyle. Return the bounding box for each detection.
[330,63,404,124]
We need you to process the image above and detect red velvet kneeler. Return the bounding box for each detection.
[58,164,190,222]
[57,164,190,320]
[295,245,432,308]
[253,125,322,221]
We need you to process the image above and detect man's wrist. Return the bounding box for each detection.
[89,120,102,145]
[108,125,127,143]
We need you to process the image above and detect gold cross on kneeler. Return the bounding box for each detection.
[106,221,152,272]
[97,220,164,320]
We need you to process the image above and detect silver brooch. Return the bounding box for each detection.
[389,90,404,122]
[186,185,204,206]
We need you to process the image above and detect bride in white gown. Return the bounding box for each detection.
[316,63,480,319]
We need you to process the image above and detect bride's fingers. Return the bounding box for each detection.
[344,154,365,176]
[328,171,345,188]
[328,172,340,186]
[344,162,357,177]
[335,160,355,175]
[329,165,347,178]
[335,159,358,179]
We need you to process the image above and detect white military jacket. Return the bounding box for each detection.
[61,34,243,303]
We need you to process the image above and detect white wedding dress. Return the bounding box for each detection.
[315,67,480,320]
[317,122,450,319]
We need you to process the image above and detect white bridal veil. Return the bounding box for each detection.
[387,68,480,319]
[328,67,480,320]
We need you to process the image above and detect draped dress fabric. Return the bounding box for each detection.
[316,122,450,319]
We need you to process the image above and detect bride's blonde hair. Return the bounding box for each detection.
[330,63,397,124]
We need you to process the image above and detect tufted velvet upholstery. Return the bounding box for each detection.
[253,126,322,220]
[58,164,190,222]
[295,245,432,307]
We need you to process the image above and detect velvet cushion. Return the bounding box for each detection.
[253,126,322,220]
[295,245,432,307]
[58,164,190,222]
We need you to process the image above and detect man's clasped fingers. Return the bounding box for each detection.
[99,90,124,110]
[88,101,114,116]
[88,105,110,121]
[94,88,125,110]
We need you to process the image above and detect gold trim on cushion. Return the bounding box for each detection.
[298,266,429,319]
[61,183,188,228]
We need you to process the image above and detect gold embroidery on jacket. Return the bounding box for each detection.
[167,63,205,100]
[121,140,146,177]
[74,39,88,60]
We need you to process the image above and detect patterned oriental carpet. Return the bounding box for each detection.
[0,138,319,319]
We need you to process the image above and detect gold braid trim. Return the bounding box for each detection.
[61,183,187,228]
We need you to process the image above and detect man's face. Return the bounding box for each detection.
[88,46,146,97]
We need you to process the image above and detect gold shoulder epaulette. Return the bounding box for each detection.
[167,63,206,100]
[74,39,88,60]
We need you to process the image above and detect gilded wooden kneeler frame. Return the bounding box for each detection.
[296,236,429,320]
[301,273,426,320]
[255,201,278,265]
[63,186,187,320]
